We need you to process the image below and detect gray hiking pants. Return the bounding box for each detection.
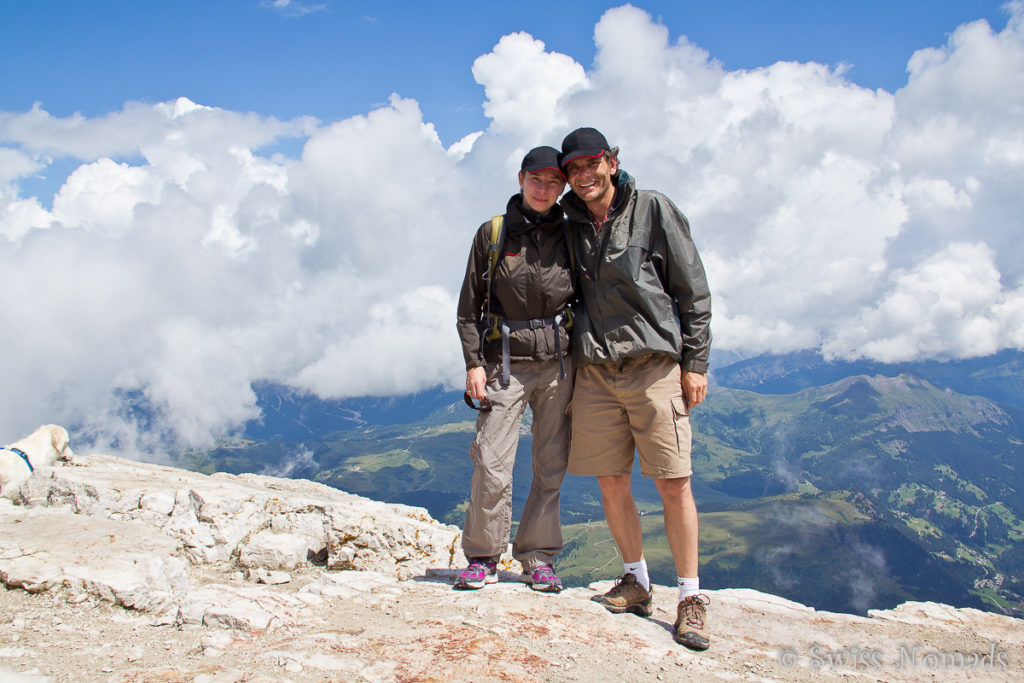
[462,357,572,572]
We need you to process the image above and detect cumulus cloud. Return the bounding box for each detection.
[472,32,588,137]
[823,242,1019,362]
[1,4,1023,451]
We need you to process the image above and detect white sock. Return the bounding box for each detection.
[624,559,650,591]
[678,576,700,600]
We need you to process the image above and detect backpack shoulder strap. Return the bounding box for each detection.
[483,214,507,302]
[480,215,506,354]
[485,215,505,284]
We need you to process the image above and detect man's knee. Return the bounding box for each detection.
[654,476,693,502]
[597,473,633,501]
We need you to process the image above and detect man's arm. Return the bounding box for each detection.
[651,193,712,374]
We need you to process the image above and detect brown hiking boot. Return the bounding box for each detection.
[591,573,653,617]
[674,594,710,650]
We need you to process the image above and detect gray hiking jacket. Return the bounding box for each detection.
[561,171,711,373]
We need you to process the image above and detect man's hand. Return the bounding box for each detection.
[682,370,708,409]
[466,366,487,400]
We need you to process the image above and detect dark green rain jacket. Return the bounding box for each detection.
[561,171,711,373]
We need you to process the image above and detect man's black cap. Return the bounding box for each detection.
[521,146,566,178]
[560,127,610,168]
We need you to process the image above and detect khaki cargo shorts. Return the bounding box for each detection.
[569,355,692,479]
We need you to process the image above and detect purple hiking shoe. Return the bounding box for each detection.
[521,564,563,593]
[453,558,498,590]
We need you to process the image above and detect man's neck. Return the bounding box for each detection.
[585,189,615,224]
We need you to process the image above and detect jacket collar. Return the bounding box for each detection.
[506,194,564,235]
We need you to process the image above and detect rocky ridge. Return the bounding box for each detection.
[1,453,1022,681]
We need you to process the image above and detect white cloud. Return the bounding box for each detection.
[52,158,163,236]
[472,32,588,137]
[0,146,43,184]
[0,191,50,240]
[0,147,50,240]
[293,286,463,398]
[1,4,1023,451]
[447,131,483,161]
[260,0,326,18]
[823,242,1014,362]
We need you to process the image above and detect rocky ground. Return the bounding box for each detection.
[2,454,1022,682]
[3,567,1022,682]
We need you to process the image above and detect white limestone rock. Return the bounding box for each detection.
[237,530,310,570]
[11,453,461,581]
[2,452,461,635]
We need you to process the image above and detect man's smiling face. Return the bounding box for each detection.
[565,154,618,209]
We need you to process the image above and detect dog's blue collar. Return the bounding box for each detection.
[7,447,32,473]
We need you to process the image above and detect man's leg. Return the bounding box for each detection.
[600,473,653,587]
[655,459,710,651]
[571,363,653,614]
[571,362,642,564]
[654,475,699,577]
[621,357,699,578]
[597,473,643,563]
[590,472,654,615]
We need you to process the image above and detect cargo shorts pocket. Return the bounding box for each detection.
[671,397,691,455]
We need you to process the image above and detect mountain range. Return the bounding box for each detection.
[183,351,1024,617]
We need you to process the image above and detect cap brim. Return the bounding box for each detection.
[522,164,567,179]
[560,148,606,168]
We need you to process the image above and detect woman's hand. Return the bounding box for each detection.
[466,366,487,400]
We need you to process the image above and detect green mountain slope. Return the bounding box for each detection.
[184,363,1024,616]
[560,491,975,614]
[684,373,1024,614]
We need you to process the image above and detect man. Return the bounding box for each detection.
[454,146,574,593]
[559,127,712,650]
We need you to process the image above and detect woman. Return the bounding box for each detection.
[453,146,574,593]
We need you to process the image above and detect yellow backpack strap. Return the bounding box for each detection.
[480,215,505,352]
[485,215,503,283]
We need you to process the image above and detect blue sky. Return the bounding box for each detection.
[1,1,1022,450]
[2,1,1011,145]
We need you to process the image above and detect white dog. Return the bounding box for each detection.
[0,424,75,500]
